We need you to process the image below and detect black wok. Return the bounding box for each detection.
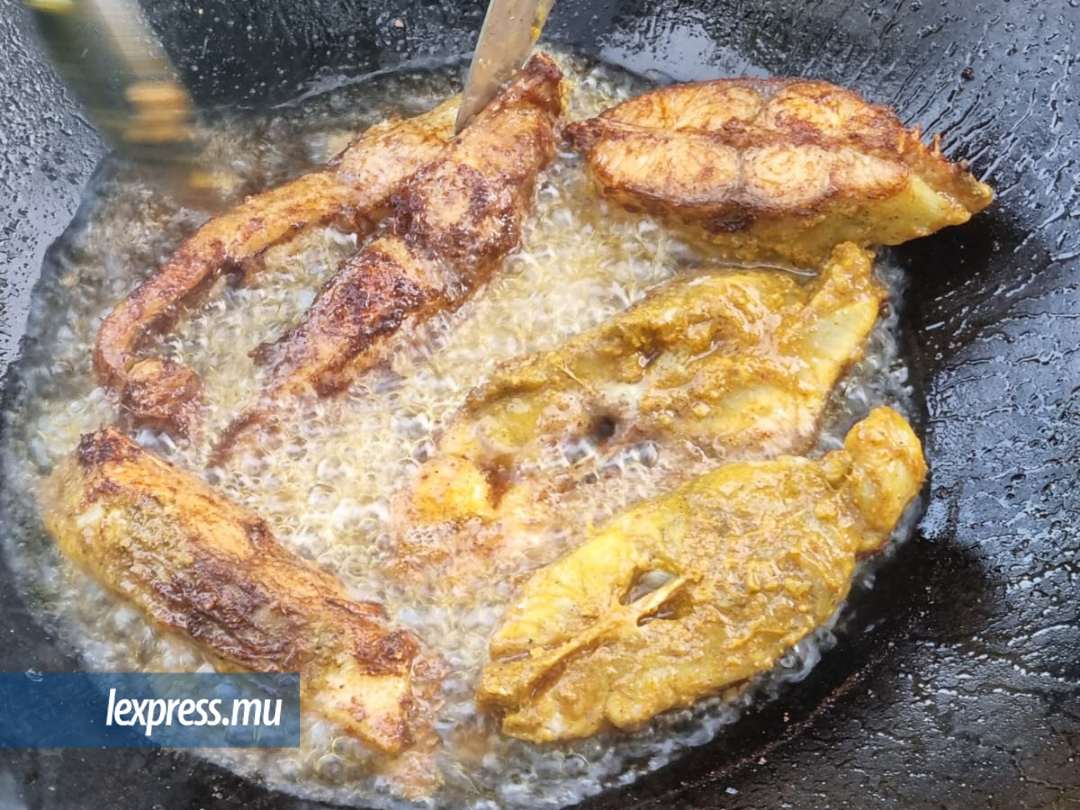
[1,0,1078,807]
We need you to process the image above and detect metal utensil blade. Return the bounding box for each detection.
[455,0,554,133]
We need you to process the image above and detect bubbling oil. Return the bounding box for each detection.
[0,50,917,809]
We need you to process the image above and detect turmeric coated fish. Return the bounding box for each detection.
[566,78,993,268]
[94,98,459,437]
[42,428,423,754]
[398,242,884,571]
[478,407,927,742]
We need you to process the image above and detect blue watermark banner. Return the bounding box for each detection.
[0,672,304,748]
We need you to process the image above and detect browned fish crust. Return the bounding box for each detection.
[209,55,564,462]
[94,98,459,436]
[44,427,424,753]
[255,53,564,396]
[566,77,993,267]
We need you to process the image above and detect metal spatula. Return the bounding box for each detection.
[455,0,555,133]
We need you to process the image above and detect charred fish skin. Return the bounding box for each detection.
[478,407,927,743]
[93,98,459,438]
[41,427,423,754]
[398,242,885,571]
[566,78,993,268]
[255,53,565,397]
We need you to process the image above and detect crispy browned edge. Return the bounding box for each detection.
[565,77,992,224]
[51,427,423,752]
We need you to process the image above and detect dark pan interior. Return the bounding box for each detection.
[1,0,1078,807]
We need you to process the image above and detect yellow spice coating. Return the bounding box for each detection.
[400,242,885,574]
[479,407,927,742]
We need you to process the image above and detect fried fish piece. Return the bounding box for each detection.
[399,242,884,569]
[566,78,993,268]
[94,97,459,437]
[478,407,927,742]
[41,427,422,754]
[254,53,564,397]
[210,55,564,461]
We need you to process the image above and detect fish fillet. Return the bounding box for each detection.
[254,53,564,396]
[398,242,884,570]
[41,428,423,754]
[478,407,927,742]
[566,78,993,268]
[94,98,458,437]
[211,54,565,460]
